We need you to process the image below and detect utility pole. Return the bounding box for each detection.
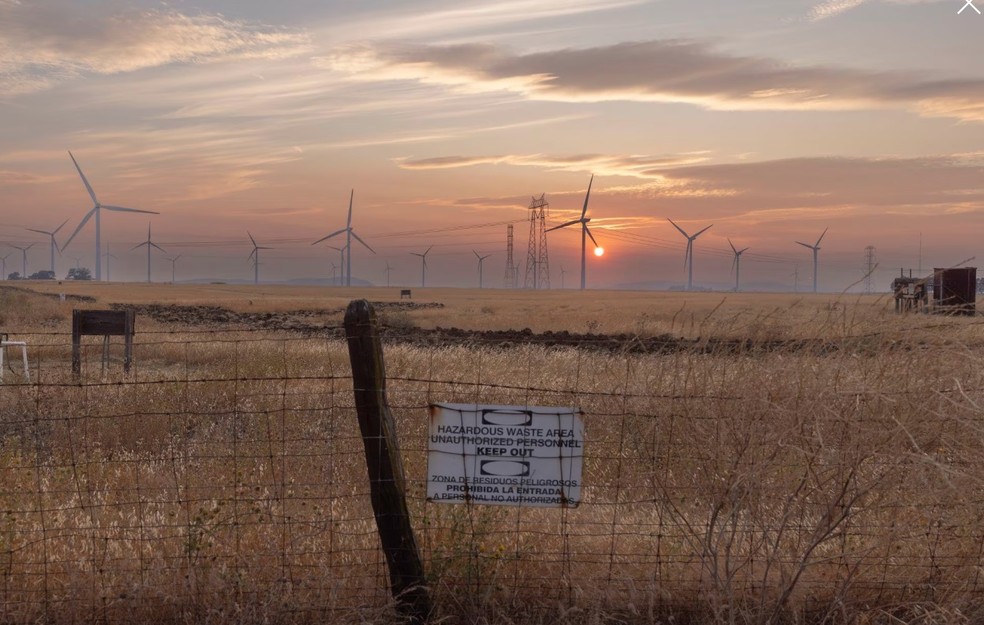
[504,224,516,288]
[524,195,550,289]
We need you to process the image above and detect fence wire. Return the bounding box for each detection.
[1,326,983,623]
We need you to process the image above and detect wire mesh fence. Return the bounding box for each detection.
[1,319,984,623]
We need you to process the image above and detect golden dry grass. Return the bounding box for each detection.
[2,284,984,624]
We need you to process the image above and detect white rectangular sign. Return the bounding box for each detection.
[426,403,584,508]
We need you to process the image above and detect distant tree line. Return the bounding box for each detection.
[5,268,92,280]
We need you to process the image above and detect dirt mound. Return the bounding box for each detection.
[108,301,836,356]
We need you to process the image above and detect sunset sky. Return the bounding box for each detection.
[1,0,982,290]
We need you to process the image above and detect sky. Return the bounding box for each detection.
[1,0,983,291]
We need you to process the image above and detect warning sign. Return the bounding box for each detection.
[426,403,584,508]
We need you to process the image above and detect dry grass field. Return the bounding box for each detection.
[2,282,984,624]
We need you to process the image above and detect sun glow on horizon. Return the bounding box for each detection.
[594,247,604,257]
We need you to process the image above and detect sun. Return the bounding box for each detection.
[594,247,605,257]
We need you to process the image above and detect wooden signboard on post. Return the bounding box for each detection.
[72,309,135,376]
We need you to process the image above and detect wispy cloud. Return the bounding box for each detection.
[323,39,984,121]
[807,0,947,21]
[808,0,866,20]
[340,0,646,40]
[0,2,309,95]
[397,152,711,178]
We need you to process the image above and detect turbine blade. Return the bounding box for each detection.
[474,250,480,260]
[131,242,147,251]
[25,228,50,236]
[248,231,257,247]
[151,242,166,253]
[350,230,375,253]
[102,205,158,214]
[693,224,713,238]
[684,240,691,268]
[815,227,828,247]
[728,238,737,254]
[424,246,433,256]
[68,151,99,206]
[667,218,689,238]
[740,247,749,254]
[546,219,580,232]
[248,249,256,261]
[584,224,598,247]
[347,189,354,229]
[581,174,594,219]
[312,228,347,245]
[53,218,70,235]
[60,208,96,251]
[795,241,814,250]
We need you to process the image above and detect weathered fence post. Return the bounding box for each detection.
[344,299,431,623]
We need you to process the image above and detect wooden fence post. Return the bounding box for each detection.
[344,299,431,623]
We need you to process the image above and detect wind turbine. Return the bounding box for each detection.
[474,250,491,289]
[248,231,272,285]
[411,247,432,287]
[312,189,374,287]
[728,239,750,292]
[330,262,339,284]
[667,219,712,291]
[560,265,567,289]
[384,261,393,288]
[11,244,34,278]
[61,151,159,281]
[795,228,828,293]
[26,219,69,276]
[104,247,117,281]
[0,253,9,280]
[326,245,345,284]
[167,255,181,283]
[131,223,166,283]
[546,175,599,290]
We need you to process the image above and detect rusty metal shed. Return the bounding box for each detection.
[933,267,977,316]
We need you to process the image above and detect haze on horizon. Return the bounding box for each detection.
[1,0,982,291]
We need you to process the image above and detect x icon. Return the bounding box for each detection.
[959,0,981,14]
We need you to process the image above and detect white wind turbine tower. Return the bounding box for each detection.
[26,219,69,276]
[248,231,272,285]
[667,218,712,291]
[411,247,432,287]
[384,261,393,288]
[728,239,749,292]
[11,243,34,278]
[474,250,491,289]
[131,223,166,283]
[167,255,181,283]
[312,190,374,287]
[795,228,828,293]
[0,253,9,280]
[61,151,159,281]
[546,175,599,290]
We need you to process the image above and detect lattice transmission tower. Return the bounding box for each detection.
[524,194,550,289]
[864,245,877,294]
[503,224,517,288]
